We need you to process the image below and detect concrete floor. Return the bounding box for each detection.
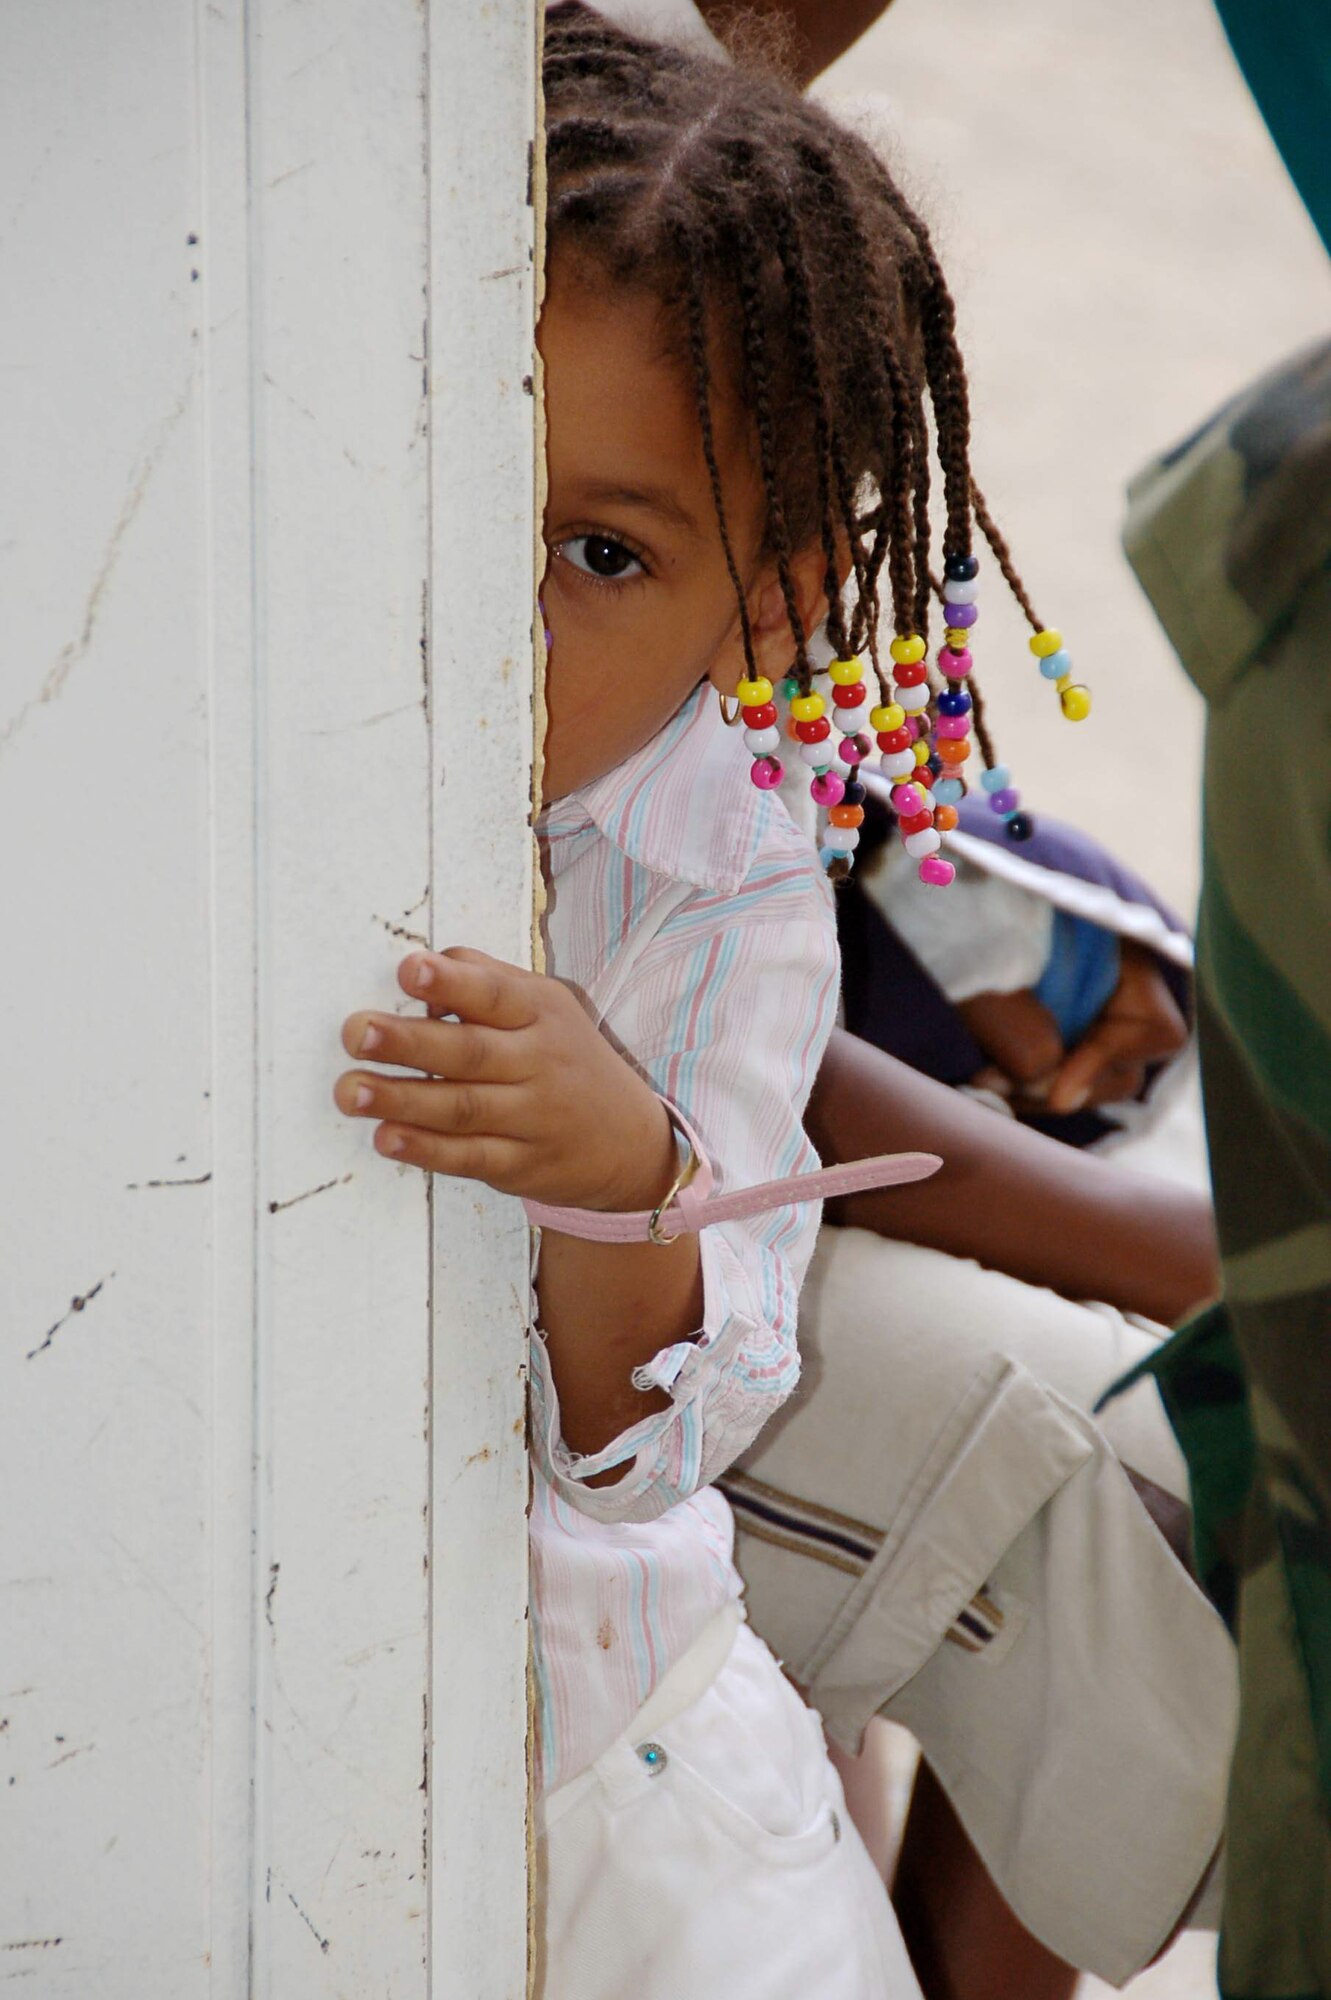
[815,6,1330,1994]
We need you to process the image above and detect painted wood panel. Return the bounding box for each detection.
[1,2,536,1992]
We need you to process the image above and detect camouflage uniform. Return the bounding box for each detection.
[1119,338,1331,1999]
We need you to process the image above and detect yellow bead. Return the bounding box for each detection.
[889,634,926,666]
[790,693,825,722]
[736,676,773,708]
[1060,684,1092,722]
[944,628,970,653]
[1055,674,1072,693]
[870,703,905,733]
[912,741,930,766]
[829,656,864,685]
[1029,629,1063,658]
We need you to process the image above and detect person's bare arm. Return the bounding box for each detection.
[697,0,895,84]
[809,1027,1220,1327]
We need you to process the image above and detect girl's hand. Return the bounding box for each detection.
[335,949,678,1213]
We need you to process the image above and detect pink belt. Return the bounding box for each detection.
[523,1100,941,1246]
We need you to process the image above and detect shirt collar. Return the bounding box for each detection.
[540,682,769,895]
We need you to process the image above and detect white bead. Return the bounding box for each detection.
[904,828,942,858]
[897,682,930,713]
[880,749,916,779]
[822,825,860,853]
[943,577,980,605]
[800,739,835,769]
[744,725,780,755]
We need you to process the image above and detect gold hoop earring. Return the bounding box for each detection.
[717,691,743,727]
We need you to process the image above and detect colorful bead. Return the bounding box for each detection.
[829,803,865,829]
[795,716,831,743]
[781,676,800,701]
[828,656,864,685]
[936,738,971,766]
[989,786,1019,814]
[893,659,928,688]
[934,804,959,833]
[980,765,1011,793]
[810,771,845,807]
[912,741,931,766]
[938,690,972,717]
[823,824,860,854]
[839,734,871,765]
[934,776,965,805]
[743,725,781,755]
[1039,648,1072,681]
[742,700,777,730]
[944,626,971,652]
[939,647,972,679]
[799,740,834,769]
[897,683,930,714]
[749,756,783,789]
[790,692,825,722]
[891,782,927,817]
[942,575,980,605]
[914,765,935,790]
[943,601,978,629]
[900,808,935,836]
[889,634,927,666]
[870,703,905,733]
[737,676,774,707]
[880,749,916,780]
[832,680,867,709]
[904,828,942,859]
[842,779,867,806]
[1005,811,1035,841]
[936,715,969,741]
[1060,684,1092,721]
[1028,629,1063,659]
[919,854,956,887]
[944,553,979,582]
[877,725,912,755]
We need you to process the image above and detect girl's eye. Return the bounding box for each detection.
[559,534,645,582]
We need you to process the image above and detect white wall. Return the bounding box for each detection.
[1,4,536,1994]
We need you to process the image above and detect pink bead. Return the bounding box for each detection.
[839,735,869,766]
[918,855,956,888]
[939,647,972,679]
[905,717,922,741]
[890,782,926,817]
[810,771,845,807]
[936,715,969,740]
[749,755,784,790]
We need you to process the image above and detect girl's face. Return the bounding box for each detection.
[539,258,824,800]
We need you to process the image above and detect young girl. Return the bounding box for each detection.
[335,7,1213,1991]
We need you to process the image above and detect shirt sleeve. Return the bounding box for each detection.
[528,848,839,1526]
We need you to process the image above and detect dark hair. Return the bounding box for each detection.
[544,2,1047,768]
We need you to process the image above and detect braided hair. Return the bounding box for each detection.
[545,2,1039,768]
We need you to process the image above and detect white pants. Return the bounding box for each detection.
[537,1609,923,2000]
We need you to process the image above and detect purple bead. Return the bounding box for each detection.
[943,600,978,628]
[989,787,1019,814]
[810,771,845,807]
[750,756,784,790]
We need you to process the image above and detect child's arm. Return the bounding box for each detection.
[810,1027,1221,1327]
[338,948,704,1458]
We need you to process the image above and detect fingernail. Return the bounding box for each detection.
[354,1084,374,1111]
[1062,1089,1090,1114]
[379,1129,405,1155]
[414,961,435,991]
[359,1022,383,1055]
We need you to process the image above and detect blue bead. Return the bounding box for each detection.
[841,779,867,806]
[934,777,965,805]
[1005,811,1035,842]
[944,552,979,581]
[980,765,1010,794]
[819,847,839,870]
[938,690,972,717]
[1040,649,1071,681]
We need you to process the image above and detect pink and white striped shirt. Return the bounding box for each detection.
[529,683,840,1791]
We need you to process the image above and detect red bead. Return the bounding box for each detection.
[900,809,935,836]
[796,716,832,744]
[876,725,912,755]
[914,766,935,790]
[741,701,777,730]
[894,660,929,688]
[832,680,867,708]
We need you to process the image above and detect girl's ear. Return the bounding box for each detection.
[707,540,847,696]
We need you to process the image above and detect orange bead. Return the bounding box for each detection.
[829,803,865,829]
[786,716,803,741]
[936,737,971,766]
[934,804,959,832]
